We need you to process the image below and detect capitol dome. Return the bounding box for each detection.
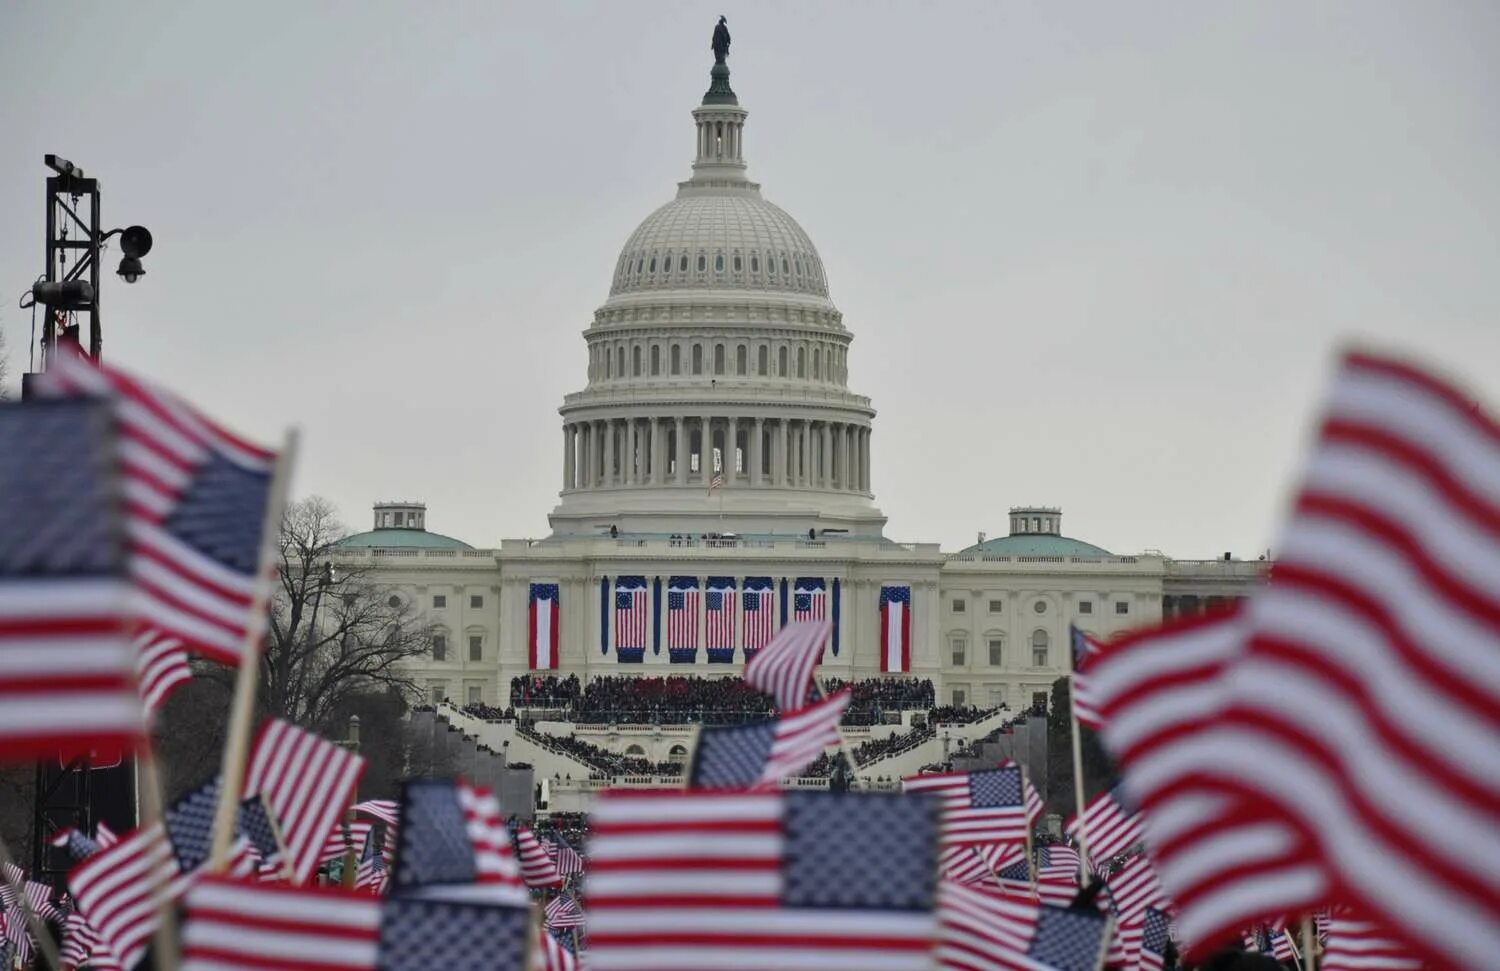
[551,44,885,538]
[609,194,830,299]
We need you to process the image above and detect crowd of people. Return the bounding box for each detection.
[516,722,683,778]
[508,674,959,727]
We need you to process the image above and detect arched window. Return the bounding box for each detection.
[736,345,747,375]
[680,255,688,272]
[778,346,788,376]
[733,254,742,272]
[715,254,725,273]
[751,255,760,273]
[697,254,707,272]
[796,346,806,378]
[812,347,821,380]
[768,254,777,276]
[625,744,645,757]
[757,345,768,375]
[650,345,661,375]
[605,350,613,378]
[632,345,642,376]
[648,256,656,273]
[670,345,681,375]
[667,744,688,764]
[1031,630,1049,667]
[616,347,625,378]
[692,344,703,375]
[713,344,725,375]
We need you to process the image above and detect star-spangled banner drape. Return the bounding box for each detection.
[879,585,912,673]
[528,584,560,670]
[665,576,699,662]
[740,577,775,657]
[612,577,647,664]
[705,576,736,662]
[792,577,826,624]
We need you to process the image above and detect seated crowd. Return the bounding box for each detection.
[509,674,943,726]
[517,721,683,778]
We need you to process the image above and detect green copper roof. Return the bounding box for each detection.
[337,528,474,550]
[958,534,1113,557]
[703,62,738,105]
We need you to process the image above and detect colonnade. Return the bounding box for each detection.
[562,416,870,494]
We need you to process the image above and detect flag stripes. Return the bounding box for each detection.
[134,630,192,716]
[742,620,830,712]
[244,719,366,885]
[180,875,380,971]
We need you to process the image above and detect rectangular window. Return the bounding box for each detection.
[429,682,447,705]
[432,635,446,661]
[1078,600,1092,614]
[469,635,482,662]
[467,685,482,705]
[952,687,967,707]
[988,599,1003,613]
[433,594,446,608]
[951,599,966,613]
[1115,600,1129,615]
[950,638,966,667]
[988,639,1003,666]
[1033,646,1048,667]
[470,595,483,609]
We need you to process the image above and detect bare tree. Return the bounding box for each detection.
[259,496,437,732]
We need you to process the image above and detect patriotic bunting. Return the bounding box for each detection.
[665,576,699,662]
[704,576,736,662]
[740,577,775,657]
[528,583,560,670]
[612,576,647,663]
[791,576,825,623]
[879,584,912,673]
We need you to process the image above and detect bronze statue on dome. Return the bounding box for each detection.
[712,16,731,64]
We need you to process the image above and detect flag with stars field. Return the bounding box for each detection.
[705,576,736,661]
[687,688,850,789]
[904,763,1044,847]
[740,577,776,657]
[0,398,143,761]
[587,789,940,971]
[612,576,647,662]
[37,349,281,667]
[528,583,560,670]
[938,879,1113,971]
[792,577,826,623]
[879,584,912,673]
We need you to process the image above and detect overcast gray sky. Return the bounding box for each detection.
[3,2,1497,558]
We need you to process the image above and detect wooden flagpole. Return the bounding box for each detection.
[1302,915,1317,970]
[137,751,181,970]
[1019,763,1038,899]
[206,430,299,872]
[1063,638,1094,881]
[0,836,60,971]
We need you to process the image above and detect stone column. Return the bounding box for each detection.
[675,416,687,485]
[649,418,661,485]
[563,424,575,490]
[800,420,812,488]
[862,427,871,492]
[701,415,713,485]
[821,423,833,489]
[840,424,851,490]
[581,423,592,488]
[726,417,739,485]
[751,417,764,487]
[603,419,615,488]
[773,419,785,486]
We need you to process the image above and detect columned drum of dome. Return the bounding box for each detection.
[550,48,885,537]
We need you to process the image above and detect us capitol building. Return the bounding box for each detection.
[335,42,1263,716]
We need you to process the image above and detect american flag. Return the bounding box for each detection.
[321,819,374,868]
[613,578,647,652]
[741,619,830,711]
[687,688,850,789]
[709,447,724,494]
[38,348,282,667]
[792,577,826,623]
[705,577,736,656]
[939,843,1023,887]
[903,762,1044,847]
[1084,608,1325,955]
[587,789,940,971]
[388,779,527,906]
[180,875,381,971]
[244,719,366,885]
[740,578,775,656]
[52,827,102,863]
[537,927,578,971]
[354,800,400,828]
[937,879,1113,971]
[134,629,192,717]
[1064,786,1143,866]
[1322,907,1424,971]
[665,577,699,655]
[68,823,178,968]
[1137,907,1173,971]
[515,825,563,889]
[60,911,121,971]
[0,399,144,761]
[1268,924,1299,963]
[1033,844,1081,903]
[1068,626,1103,730]
[1103,853,1170,925]
[543,894,585,930]
[546,839,584,876]
[1192,351,1500,968]
[355,824,389,895]
[163,779,283,882]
